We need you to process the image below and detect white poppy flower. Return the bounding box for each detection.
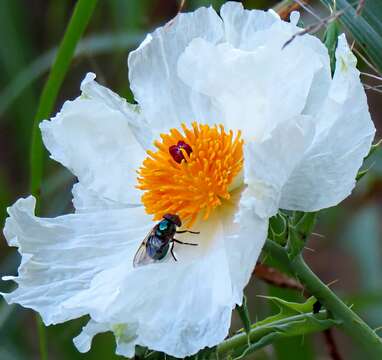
[2,2,374,358]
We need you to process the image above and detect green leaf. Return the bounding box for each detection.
[321,0,382,74]
[268,212,289,245]
[324,19,340,74]
[286,212,317,260]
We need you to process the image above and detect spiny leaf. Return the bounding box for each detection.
[218,295,340,358]
[233,315,340,358]
[254,296,317,327]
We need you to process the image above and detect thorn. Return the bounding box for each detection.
[178,0,186,13]
[304,246,316,252]
[282,10,345,49]
[326,279,339,288]
[312,232,325,238]
[353,47,380,74]
[361,72,382,81]
[373,326,382,334]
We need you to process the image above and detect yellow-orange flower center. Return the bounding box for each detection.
[137,122,244,226]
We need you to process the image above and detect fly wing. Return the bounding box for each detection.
[133,230,157,268]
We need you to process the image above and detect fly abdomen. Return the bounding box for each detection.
[147,235,169,260]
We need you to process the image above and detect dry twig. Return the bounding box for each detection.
[254,263,304,291]
[356,0,366,16]
[283,10,345,49]
[324,329,343,360]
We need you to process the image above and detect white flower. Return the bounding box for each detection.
[1,2,374,358]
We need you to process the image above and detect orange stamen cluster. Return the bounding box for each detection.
[137,122,244,226]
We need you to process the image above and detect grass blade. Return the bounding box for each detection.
[28,1,98,359]
[29,0,98,200]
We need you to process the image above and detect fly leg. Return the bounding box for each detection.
[170,242,177,262]
[176,230,200,234]
[173,239,198,246]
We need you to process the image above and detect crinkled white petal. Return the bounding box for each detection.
[2,192,268,358]
[243,116,315,218]
[72,182,134,213]
[73,320,138,357]
[279,35,375,211]
[73,320,110,353]
[40,73,147,205]
[221,1,331,118]
[220,1,280,50]
[220,2,330,118]
[71,199,267,357]
[2,196,152,325]
[128,6,224,136]
[177,23,327,140]
[222,189,269,304]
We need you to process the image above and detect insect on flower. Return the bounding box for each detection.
[133,213,199,267]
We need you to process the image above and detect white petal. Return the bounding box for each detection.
[220,1,280,50]
[98,197,268,357]
[225,1,332,121]
[3,191,268,358]
[40,73,146,205]
[72,182,132,213]
[289,11,300,26]
[2,196,152,325]
[244,116,315,218]
[279,35,375,211]
[105,212,233,357]
[73,320,109,353]
[128,7,223,135]
[177,30,327,140]
[73,320,137,357]
[222,189,269,304]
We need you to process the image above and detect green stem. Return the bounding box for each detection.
[28,1,98,359]
[29,0,98,200]
[217,311,331,357]
[264,240,382,358]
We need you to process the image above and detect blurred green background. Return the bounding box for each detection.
[0,0,381,359]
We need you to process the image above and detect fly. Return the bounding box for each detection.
[133,214,199,267]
